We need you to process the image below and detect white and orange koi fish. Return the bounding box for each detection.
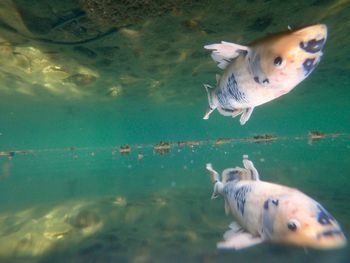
[203,24,327,125]
[206,156,346,250]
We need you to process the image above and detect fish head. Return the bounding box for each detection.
[249,24,327,92]
[262,193,347,249]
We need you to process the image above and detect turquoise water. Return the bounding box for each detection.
[0,0,350,262]
[1,137,350,262]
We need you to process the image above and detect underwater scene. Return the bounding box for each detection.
[0,0,350,262]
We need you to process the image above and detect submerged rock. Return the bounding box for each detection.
[67,209,101,230]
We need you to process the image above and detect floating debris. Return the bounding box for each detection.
[308,131,326,145]
[14,150,32,155]
[65,147,77,151]
[215,138,232,145]
[120,145,131,155]
[0,151,15,158]
[0,132,347,160]
[251,134,277,143]
[309,131,326,139]
[177,140,202,146]
[154,142,170,155]
[137,153,144,161]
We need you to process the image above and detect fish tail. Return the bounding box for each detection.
[206,163,223,199]
[203,84,217,120]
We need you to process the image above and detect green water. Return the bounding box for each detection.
[0,0,350,262]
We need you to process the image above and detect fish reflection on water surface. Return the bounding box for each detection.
[203,24,327,125]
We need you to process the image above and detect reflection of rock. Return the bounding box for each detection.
[43,230,70,240]
[81,0,177,27]
[64,73,97,86]
[107,85,122,97]
[73,46,97,59]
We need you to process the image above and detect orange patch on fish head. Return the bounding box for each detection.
[265,194,346,249]
[253,24,327,90]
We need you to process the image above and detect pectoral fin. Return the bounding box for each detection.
[205,41,250,69]
[239,107,254,125]
[203,84,217,120]
[242,156,260,181]
[217,223,263,250]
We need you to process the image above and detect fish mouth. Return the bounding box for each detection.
[316,229,345,240]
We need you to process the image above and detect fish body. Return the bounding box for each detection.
[203,24,328,125]
[206,156,347,250]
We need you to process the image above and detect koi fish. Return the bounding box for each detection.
[203,24,327,125]
[206,156,346,250]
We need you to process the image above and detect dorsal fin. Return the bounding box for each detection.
[204,41,250,70]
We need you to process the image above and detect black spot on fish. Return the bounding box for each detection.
[254,76,260,84]
[262,78,269,84]
[317,205,334,225]
[225,74,247,103]
[217,89,228,107]
[221,108,234,113]
[320,229,343,238]
[272,199,279,206]
[264,200,269,210]
[233,185,251,216]
[302,58,316,77]
[300,38,325,54]
[226,170,240,182]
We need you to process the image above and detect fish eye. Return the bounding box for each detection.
[287,219,300,231]
[273,56,285,68]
